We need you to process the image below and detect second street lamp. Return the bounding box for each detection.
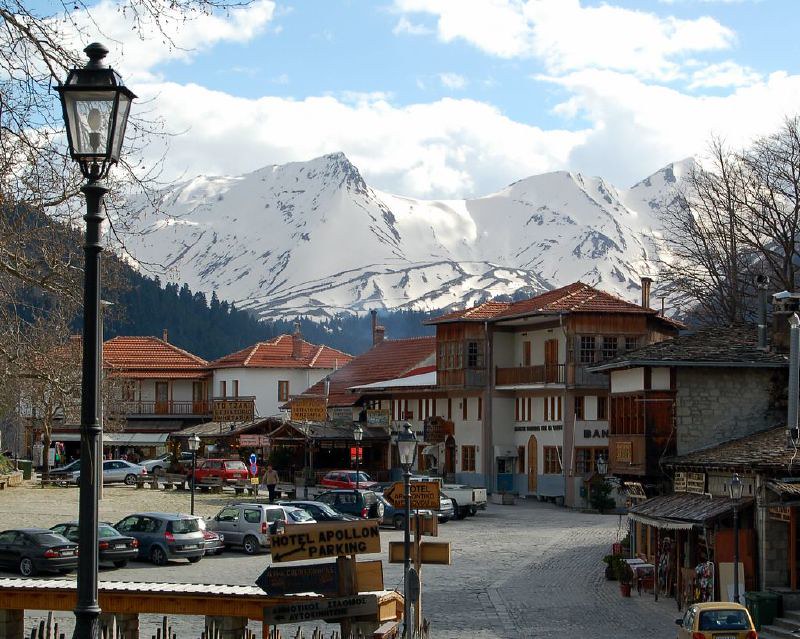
[354,425,363,490]
[729,472,743,603]
[188,434,200,515]
[57,42,135,639]
[396,422,417,639]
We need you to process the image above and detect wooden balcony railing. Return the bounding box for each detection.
[114,400,212,416]
[495,364,565,386]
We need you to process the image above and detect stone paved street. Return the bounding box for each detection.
[1,483,681,637]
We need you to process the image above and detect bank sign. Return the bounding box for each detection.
[269,520,381,563]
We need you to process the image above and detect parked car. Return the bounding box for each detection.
[279,500,360,522]
[197,519,224,556]
[316,489,384,522]
[319,470,378,490]
[192,458,249,484]
[113,513,205,565]
[675,602,757,639]
[140,452,195,474]
[64,459,148,486]
[0,528,78,576]
[436,494,455,523]
[206,503,315,555]
[375,494,434,530]
[50,522,139,568]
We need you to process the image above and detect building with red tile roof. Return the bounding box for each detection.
[209,327,354,418]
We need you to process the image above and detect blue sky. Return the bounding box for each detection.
[72,0,800,198]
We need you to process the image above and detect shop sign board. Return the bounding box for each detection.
[685,472,706,495]
[383,481,440,509]
[291,398,328,422]
[615,441,632,464]
[388,541,451,565]
[330,406,353,423]
[213,399,255,423]
[769,506,791,522]
[674,471,687,492]
[366,409,390,427]
[270,520,381,563]
[256,562,338,596]
[239,434,270,447]
[262,594,378,624]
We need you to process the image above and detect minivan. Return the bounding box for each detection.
[206,503,315,554]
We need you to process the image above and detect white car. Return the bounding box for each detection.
[67,459,147,485]
[139,452,194,474]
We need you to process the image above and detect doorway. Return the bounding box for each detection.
[527,435,538,493]
[545,339,559,382]
[155,382,169,414]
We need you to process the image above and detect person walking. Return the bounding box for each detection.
[264,464,279,503]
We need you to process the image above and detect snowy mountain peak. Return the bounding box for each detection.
[127,155,685,321]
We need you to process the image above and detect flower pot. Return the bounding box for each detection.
[620,583,632,597]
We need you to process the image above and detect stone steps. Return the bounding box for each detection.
[758,611,800,639]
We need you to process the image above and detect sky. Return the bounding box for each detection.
[63,0,800,199]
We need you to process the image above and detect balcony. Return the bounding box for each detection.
[113,400,212,417]
[437,368,486,389]
[495,364,565,386]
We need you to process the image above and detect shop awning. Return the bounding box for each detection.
[627,492,750,530]
[104,433,170,446]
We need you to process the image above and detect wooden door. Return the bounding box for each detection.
[192,382,205,414]
[155,382,169,414]
[523,341,531,366]
[545,339,559,382]
[527,435,538,493]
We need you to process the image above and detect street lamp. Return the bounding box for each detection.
[354,425,363,490]
[596,454,608,476]
[57,42,135,639]
[729,472,743,603]
[188,434,200,515]
[396,422,417,639]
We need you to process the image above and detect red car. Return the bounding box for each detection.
[192,459,249,484]
[319,470,377,490]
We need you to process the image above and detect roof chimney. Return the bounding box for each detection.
[371,310,378,346]
[640,277,652,309]
[375,325,385,344]
[162,328,168,343]
[757,275,769,350]
[788,313,800,447]
[292,321,303,359]
[772,292,800,353]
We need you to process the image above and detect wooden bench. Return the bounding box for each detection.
[233,480,259,496]
[196,477,223,493]
[135,475,160,490]
[154,472,188,490]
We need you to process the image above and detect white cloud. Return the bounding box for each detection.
[393,0,735,80]
[439,73,468,89]
[688,61,762,89]
[392,16,433,35]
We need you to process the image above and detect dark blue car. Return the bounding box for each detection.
[114,512,204,566]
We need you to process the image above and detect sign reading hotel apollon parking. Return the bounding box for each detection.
[263,594,378,624]
[269,520,381,563]
[383,481,440,509]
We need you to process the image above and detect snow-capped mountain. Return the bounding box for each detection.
[125,153,691,321]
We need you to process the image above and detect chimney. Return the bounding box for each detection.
[324,376,330,397]
[788,313,800,447]
[772,292,800,352]
[640,277,653,309]
[162,328,168,343]
[375,325,385,344]
[757,275,769,350]
[292,321,303,359]
[371,310,378,346]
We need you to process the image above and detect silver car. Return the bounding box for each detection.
[206,503,315,555]
[68,459,147,485]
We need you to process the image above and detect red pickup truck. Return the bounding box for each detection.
[192,459,249,484]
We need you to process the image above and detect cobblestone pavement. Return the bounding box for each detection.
[1,482,681,638]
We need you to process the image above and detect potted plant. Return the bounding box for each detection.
[602,555,616,580]
[617,562,634,597]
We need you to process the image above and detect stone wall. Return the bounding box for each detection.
[676,368,785,455]
[762,514,790,589]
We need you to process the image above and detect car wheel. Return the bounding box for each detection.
[243,535,259,555]
[58,568,72,574]
[187,555,202,563]
[151,465,162,474]
[150,546,168,566]
[469,506,478,516]
[440,518,451,524]
[19,557,36,577]
[393,514,405,530]
[113,560,128,569]
[124,474,137,486]
[451,500,463,520]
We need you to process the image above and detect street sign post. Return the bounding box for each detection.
[262,594,378,624]
[270,520,381,563]
[256,559,385,596]
[388,541,451,565]
[383,481,440,509]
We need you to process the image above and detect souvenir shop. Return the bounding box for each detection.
[627,491,755,606]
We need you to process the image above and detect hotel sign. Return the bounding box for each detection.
[290,398,327,422]
[212,399,255,423]
[269,520,381,563]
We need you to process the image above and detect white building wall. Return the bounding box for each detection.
[511,328,565,366]
[651,367,671,390]
[610,368,645,393]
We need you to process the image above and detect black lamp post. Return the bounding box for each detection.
[396,422,417,639]
[729,472,743,603]
[188,434,200,515]
[596,454,608,477]
[354,425,363,490]
[57,42,135,639]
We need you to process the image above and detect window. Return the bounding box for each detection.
[601,336,618,360]
[462,398,468,421]
[517,446,525,473]
[522,340,531,366]
[543,446,562,474]
[447,398,452,420]
[477,397,483,420]
[579,336,596,363]
[462,445,476,472]
[233,380,239,397]
[544,396,562,421]
[243,508,261,523]
[122,381,136,401]
[574,447,608,474]
[574,396,584,420]
[467,341,484,368]
[597,396,608,420]
[278,380,289,402]
[516,397,533,422]
[625,336,639,352]
[220,380,227,398]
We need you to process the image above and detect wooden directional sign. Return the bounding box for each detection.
[256,559,385,596]
[263,593,379,624]
[270,520,381,563]
[383,481,440,509]
[388,541,451,565]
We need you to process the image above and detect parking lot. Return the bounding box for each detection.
[0,482,681,638]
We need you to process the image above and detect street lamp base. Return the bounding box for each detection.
[73,606,101,639]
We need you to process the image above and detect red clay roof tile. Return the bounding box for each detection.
[210,335,352,370]
[103,337,208,376]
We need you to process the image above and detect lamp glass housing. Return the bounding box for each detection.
[396,423,417,469]
[354,426,363,442]
[729,473,743,500]
[596,454,608,476]
[188,434,200,452]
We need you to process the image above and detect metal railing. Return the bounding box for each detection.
[112,400,212,416]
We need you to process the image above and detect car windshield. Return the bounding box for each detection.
[34,533,70,545]
[168,518,200,534]
[315,503,344,517]
[347,472,371,482]
[224,461,247,470]
[698,610,749,631]
[288,509,314,522]
[98,525,119,538]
